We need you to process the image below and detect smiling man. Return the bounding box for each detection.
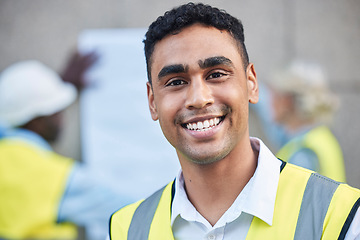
[109,3,360,240]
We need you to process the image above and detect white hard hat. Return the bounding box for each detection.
[0,60,77,128]
[269,60,327,93]
[268,60,339,122]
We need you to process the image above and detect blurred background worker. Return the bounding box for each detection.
[253,60,346,182]
[0,59,130,240]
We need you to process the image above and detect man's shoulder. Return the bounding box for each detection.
[111,199,144,221]
[282,162,360,198]
[111,181,174,222]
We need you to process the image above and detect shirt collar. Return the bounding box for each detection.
[171,137,281,227]
[242,137,281,225]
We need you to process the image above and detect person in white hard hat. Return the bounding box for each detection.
[252,60,346,182]
[0,58,131,240]
[0,60,77,140]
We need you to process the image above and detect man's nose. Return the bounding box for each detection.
[185,78,214,109]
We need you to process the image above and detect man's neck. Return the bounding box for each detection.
[179,140,258,226]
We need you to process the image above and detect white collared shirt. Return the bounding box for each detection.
[170,137,360,240]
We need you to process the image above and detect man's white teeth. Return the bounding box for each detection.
[209,119,214,126]
[204,120,209,128]
[186,117,221,131]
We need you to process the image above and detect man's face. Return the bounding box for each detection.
[147,24,258,165]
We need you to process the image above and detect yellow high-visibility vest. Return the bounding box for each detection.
[0,138,77,239]
[110,162,360,240]
[277,125,346,182]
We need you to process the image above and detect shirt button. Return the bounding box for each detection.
[208,234,216,240]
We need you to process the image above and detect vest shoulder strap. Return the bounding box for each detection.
[110,181,174,240]
[128,186,167,239]
[110,200,143,239]
[247,163,360,240]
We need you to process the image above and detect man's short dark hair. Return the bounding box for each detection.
[143,2,249,84]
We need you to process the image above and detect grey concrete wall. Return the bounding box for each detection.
[1,0,359,187]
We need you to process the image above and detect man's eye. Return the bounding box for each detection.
[166,79,186,86]
[208,72,225,79]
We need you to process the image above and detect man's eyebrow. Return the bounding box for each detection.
[158,64,188,80]
[198,56,234,69]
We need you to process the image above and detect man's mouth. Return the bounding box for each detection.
[183,116,224,131]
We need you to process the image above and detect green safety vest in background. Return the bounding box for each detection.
[0,138,77,239]
[277,125,346,182]
[110,163,360,240]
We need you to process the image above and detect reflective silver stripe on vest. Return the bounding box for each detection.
[294,173,339,240]
[127,185,166,240]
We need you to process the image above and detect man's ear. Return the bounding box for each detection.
[147,82,158,121]
[246,63,259,104]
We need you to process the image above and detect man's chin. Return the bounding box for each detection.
[187,152,227,166]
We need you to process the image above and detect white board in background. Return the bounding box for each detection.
[78,28,180,202]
